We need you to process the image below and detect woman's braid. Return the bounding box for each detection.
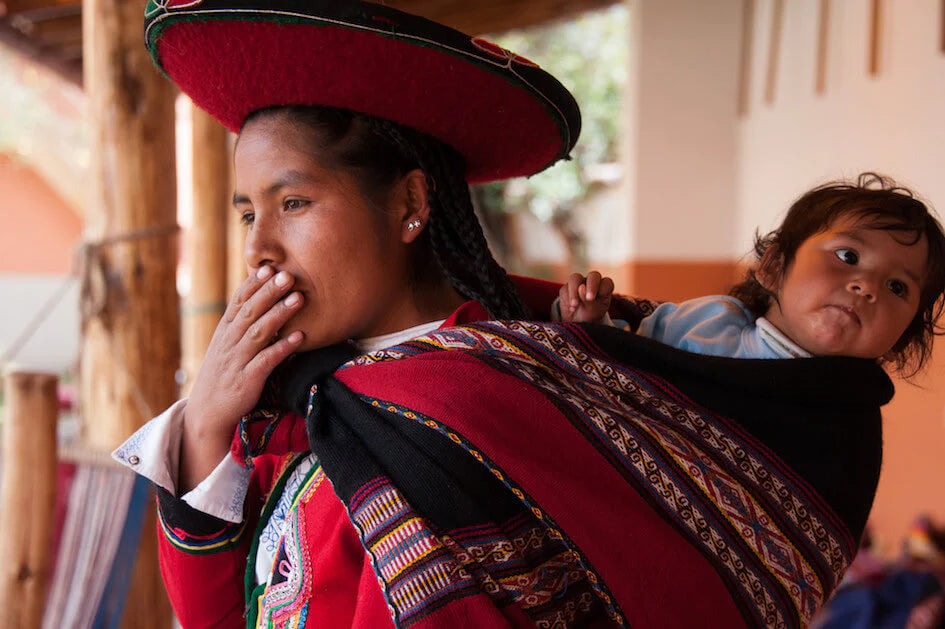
[366,118,529,320]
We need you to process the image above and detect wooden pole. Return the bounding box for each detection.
[182,105,229,394]
[737,0,756,116]
[0,372,58,628]
[764,0,784,104]
[815,0,831,94]
[227,138,247,299]
[869,0,882,75]
[81,0,178,627]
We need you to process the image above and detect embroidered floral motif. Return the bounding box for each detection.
[471,37,540,68]
[145,0,205,18]
[256,467,325,628]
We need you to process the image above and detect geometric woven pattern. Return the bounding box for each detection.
[350,320,854,628]
[349,476,609,628]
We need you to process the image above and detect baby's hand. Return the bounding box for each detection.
[559,271,615,323]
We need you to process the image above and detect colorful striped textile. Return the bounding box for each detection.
[42,456,150,629]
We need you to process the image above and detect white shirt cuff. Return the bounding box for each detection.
[111,399,250,523]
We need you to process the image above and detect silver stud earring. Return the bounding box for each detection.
[407,219,422,232]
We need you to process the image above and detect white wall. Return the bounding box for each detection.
[628,0,743,261]
[736,0,945,246]
[0,275,79,373]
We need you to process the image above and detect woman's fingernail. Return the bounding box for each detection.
[275,272,291,288]
[257,266,273,280]
[285,292,301,307]
[288,331,303,343]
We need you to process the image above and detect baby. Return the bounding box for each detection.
[557,173,945,375]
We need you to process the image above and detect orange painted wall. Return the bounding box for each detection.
[0,154,82,274]
[871,346,945,555]
[592,259,741,303]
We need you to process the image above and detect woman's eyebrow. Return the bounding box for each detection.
[232,170,315,206]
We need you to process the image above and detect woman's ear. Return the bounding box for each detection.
[756,246,784,293]
[400,169,431,244]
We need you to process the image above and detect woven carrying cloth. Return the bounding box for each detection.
[143,0,582,183]
[155,278,892,628]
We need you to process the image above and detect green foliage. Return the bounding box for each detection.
[477,4,627,221]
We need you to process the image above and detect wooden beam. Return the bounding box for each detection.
[387,0,620,34]
[737,0,755,116]
[0,18,81,85]
[80,0,178,626]
[30,13,81,45]
[0,372,58,629]
[182,104,229,393]
[2,0,78,14]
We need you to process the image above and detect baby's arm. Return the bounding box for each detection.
[558,271,615,323]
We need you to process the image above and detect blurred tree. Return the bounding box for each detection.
[474,4,627,272]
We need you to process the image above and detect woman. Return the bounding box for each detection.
[117,1,892,627]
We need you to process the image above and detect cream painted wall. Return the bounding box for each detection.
[736,0,945,244]
[627,0,743,261]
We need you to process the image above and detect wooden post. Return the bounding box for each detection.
[81,0,178,627]
[0,371,58,628]
[227,138,247,300]
[182,105,229,393]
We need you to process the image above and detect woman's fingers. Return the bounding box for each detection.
[226,269,296,341]
[223,265,273,325]
[239,290,304,350]
[244,331,305,380]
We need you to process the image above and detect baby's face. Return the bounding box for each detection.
[764,215,928,359]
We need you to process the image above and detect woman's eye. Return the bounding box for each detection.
[240,211,254,226]
[834,248,858,265]
[284,199,307,211]
[886,279,908,298]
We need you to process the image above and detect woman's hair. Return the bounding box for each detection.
[242,105,529,320]
[730,173,945,374]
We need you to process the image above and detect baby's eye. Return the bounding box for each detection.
[834,248,858,265]
[239,211,254,226]
[886,279,908,298]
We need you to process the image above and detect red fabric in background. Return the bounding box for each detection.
[49,461,78,582]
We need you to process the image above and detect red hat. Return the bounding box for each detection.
[144,0,582,183]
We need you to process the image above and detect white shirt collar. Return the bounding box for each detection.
[354,319,446,353]
[755,317,812,358]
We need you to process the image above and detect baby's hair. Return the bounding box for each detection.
[730,173,945,375]
[241,105,528,320]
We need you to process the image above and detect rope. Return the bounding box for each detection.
[2,223,179,423]
[1,224,179,368]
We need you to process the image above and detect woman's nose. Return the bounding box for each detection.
[847,279,876,302]
[244,218,284,270]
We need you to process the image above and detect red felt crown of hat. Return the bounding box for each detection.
[144,0,582,183]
